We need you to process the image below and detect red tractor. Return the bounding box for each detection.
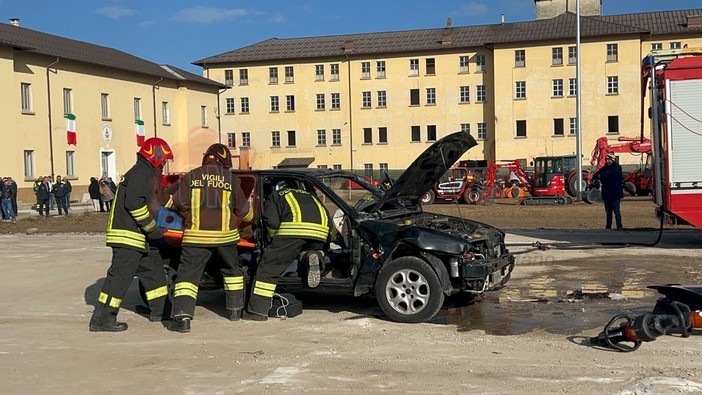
[483,159,572,205]
[420,160,489,204]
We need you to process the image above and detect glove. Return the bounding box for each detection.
[146,227,165,240]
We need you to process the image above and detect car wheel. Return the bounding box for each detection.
[464,190,482,204]
[374,257,444,323]
[420,190,435,205]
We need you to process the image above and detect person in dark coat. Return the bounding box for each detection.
[88,177,102,212]
[591,153,624,230]
[36,177,52,217]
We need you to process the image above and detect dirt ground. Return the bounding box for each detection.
[2,197,701,394]
[0,196,666,235]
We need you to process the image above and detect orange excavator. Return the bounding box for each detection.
[484,159,572,205]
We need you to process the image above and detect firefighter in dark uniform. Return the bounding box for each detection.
[89,137,174,332]
[243,181,332,321]
[169,143,253,333]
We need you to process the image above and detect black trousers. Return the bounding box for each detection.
[38,198,49,217]
[248,237,324,315]
[55,196,68,215]
[91,245,168,323]
[172,245,245,319]
[603,198,623,229]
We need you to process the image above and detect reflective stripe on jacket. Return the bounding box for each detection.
[264,188,331,242]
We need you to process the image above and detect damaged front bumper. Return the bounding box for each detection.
[459,253,516,292]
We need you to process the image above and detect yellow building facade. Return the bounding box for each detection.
[198,5,702,175]
[1,22,224,204]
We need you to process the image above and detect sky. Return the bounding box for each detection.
[2,0,700,74]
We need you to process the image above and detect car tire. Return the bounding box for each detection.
[420,190,435,205]
[374,257,444,323]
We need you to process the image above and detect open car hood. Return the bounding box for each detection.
[374,131,477,210]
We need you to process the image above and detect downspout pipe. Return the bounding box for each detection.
[46,57,60,178]
[152,77,163,136]
[216,87,229,144]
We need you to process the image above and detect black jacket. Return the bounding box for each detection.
[592,162,624,201]
[263,188,332,242]
[88,179,101,199]
[36,182,51,201]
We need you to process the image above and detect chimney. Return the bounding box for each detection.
[343,40,354,54]
[9,18,20,27]
[501,14,505,24]
[441,17,452,45]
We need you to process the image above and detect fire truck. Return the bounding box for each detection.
[646,47,702,229]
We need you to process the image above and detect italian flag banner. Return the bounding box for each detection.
[135,119,145,146]
[66,113,77,145]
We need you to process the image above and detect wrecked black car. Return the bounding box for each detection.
[161,132,515,323]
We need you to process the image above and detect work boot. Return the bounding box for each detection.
[241,311,268,321]
[227,308,242,321]
[89,319,128,332]
[169,317,191,333]
[305,251,322,288]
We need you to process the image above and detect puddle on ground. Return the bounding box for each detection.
[439,255,698,335]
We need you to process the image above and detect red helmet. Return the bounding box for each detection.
[138,137,174,168]
[202,143,233,169]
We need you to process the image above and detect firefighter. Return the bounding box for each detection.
[243,180,332,321]
[89,137,174,332]
[591,153,624,230]
[169,143,253,333]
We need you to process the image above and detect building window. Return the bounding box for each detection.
[377,91,387,108]
[477,85,486,102]
[362,91,371,108]
[515,50,526,67]
[24,150,34,178]
[426,58,436,75]
[461,123,471,135]
[333,164,342,170]
[315,65,324,81]
[411,125,421,142]
[569,117,578,135]
[133,98,141,120]
[552,79,563,97]
[410,89,420,106]
[426,88,436,105]
[569,78,577,96]
[477,123,487,140]
[317,165,328,170]
[515,81,526,99]
[65,151,75,177]
[427,125,437,142]
[225,98,235,114]
[459,56,469,73]
[21,83,32,113]
[568,46,577,64]
[651,43,662,51]
[162,102,170,125]
[608,116,619,134]
[330,64,340,80]
[379,163,388,172]
[270,96,279,112]
[286,95,295,111]
[227,133,236,148]
[361,62,371,79]
[224,69,234,86]
[332,129,341,145]
[316,94,326,110]
[670,42,682,49]
[607,76,619,94]
[284,66,294,83]
[101,93,110,119]
[378,127,388,143]
[239,69,248,85]
[271,131,280,147]
[476,54,486,71]
[331,93,340,110]
[269,67,278,84]
[363,127,372,144]
[607,44,618,62]
[376,61,386,78]
[553,118,564,136]
[287,130,296,147]
[317,129,326,146]
[409,59,419,76]
[552,47,563,66]
[240,97,250,114]
[460,86,470,103]
[364,163,373,177]
[63,88,72,115]
[516,120,527,138]
[241,132,250,147]
[200,105,208,127]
